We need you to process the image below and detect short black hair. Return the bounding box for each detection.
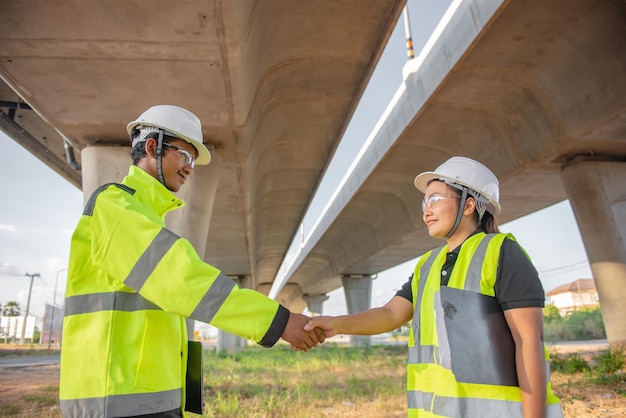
[131,141,148,165]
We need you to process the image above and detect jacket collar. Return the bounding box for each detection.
[122,165,185,217]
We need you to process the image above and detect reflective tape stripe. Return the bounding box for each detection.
[65,291,161,316]
[546,359,552,382]
[463,234,496,292]
[190,272,236,323]
[60,388,180,417]
[412,248,443,346]
[428,393,562,418]
[407,390,434,410]
[125,228,179,291]
[433,291,452,369]
[434,395,523,418]
[408,345,437,364]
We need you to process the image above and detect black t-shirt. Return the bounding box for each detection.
[395,236,545,310]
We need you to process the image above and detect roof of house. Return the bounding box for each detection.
[546,278,596,296]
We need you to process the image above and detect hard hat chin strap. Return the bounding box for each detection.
[154,129,167,187]
[444,186,468,239]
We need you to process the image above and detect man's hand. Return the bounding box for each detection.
[281,312,326,351]
[304,316,338,339]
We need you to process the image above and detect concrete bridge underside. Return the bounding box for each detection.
[282,0,626,344]
[1,0,625,344]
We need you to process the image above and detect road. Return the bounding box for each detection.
[0,354,60,369]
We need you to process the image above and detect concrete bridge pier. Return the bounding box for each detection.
[561,157,626,345]
[341,275,374,347]
[303,294,329,316]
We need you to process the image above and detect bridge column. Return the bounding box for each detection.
[81,145,130,199]
[341,275,373,347]
[215,276,246,354]
[303,294,329,316]
[166,154,221,341]
[561,157,626,344]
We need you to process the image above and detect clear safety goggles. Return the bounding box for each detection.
[163,142,195,168]
[421,194,460,212]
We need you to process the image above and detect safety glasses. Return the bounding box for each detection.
[163,142,195,168]
[421,194,460,212]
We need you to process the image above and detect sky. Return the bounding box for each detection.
[0,0,593,334]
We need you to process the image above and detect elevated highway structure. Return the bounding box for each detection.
[277,0,626,344]
[1,0,625,344]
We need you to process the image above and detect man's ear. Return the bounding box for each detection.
[144,138,158,159]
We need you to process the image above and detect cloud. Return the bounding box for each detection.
[0,262,20,275]
[0,224,17,233]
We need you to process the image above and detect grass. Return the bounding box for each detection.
[0,345,60,358]
[200,343,407,417]
[1,343,626,417]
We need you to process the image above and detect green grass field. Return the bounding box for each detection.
[200,343,407,417]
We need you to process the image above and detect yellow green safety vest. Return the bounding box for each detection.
[60,166,287,417]
[407,232,562,418]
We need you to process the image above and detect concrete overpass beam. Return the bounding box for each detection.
[561,157,626,344]
[303,294,330,316]
[341,275,373,347]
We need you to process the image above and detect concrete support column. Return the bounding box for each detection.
[166,156,221,340]
[274,283,307,313]
[341,275,373,347]
[217,276,244,353]
[217,329,244,353]
[166,154,220,251]
[180,160,220,339]
[303,294,329,316]
[81,145,131,201]
[561,158,626,344]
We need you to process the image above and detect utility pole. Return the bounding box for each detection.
[48,268,67,351]
[20,272,39,345]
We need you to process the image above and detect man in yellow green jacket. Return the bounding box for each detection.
[59,105,323,418]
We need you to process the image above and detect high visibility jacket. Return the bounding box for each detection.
[60,166,289,418]
[407,232,562,418]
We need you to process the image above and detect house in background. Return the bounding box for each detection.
[546,278,599,315]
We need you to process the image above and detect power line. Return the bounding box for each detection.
[538,260,589,277]
[0,271,27,277]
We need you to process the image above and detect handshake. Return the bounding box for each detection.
[280,313,337,351]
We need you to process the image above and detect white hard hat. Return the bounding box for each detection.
[127,105,211,165]
[414,156,501,215]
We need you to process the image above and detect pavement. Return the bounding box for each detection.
[0,354,60,369]
[546,339,609,355]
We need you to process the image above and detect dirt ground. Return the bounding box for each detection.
[0,364,61,417]
[1,348,625,417]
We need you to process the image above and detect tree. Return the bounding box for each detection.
[2,301,21,317]
[543,304,562,322]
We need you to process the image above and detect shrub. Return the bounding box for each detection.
[543,306,606,341]
[550,352,590,374]
[593,345,625,374]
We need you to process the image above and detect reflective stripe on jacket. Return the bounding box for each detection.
[60,166,288,417]
[407,232,562,418]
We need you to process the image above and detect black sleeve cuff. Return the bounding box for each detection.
[501,299,545,311]
[258,304,290,348]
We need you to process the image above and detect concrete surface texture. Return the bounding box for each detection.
[0,1,625,341]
